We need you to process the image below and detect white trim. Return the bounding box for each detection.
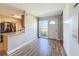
[7,38,37,55]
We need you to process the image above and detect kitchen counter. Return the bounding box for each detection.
[0,28,25,36]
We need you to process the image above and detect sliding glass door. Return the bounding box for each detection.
[39,20,48,38]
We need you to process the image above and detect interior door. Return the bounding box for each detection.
[48,19,58,39]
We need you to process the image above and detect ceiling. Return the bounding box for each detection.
[7,3,66,17]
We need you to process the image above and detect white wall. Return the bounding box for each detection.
[63,4,70,55]
[58,15,63,40]
[8,14,37,53]
[63,3,79,56]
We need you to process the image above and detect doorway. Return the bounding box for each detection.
[39,20,48,38]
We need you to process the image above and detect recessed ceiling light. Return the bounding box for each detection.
[13,15,21,19]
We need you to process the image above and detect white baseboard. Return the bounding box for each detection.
[7,38,37,55]
[63,44,68,56]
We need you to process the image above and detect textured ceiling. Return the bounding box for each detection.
[8,3,66,17]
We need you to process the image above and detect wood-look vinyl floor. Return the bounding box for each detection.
[0,43,2,51]
[0,42,5,56]
[9,38,66,56]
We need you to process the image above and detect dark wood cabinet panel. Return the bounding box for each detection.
[0,22,16,33]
